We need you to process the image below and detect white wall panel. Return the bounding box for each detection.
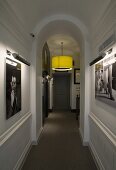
[0,117,31,170]
[114,151,116,170]
[0,23,30,136]
[89,114,116,170]
[0,2,31,169]
[90,1,116,169]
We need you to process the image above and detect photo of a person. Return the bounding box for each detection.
[6,59,21,119]
[95,55,116,108]
[10,76,17,113]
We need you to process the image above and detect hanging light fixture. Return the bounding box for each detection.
[52,42,73,71]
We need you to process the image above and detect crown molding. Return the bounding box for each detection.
[93,0,116,31]
[93,24,116,48]
[92,1,116,41]
[0,0,32,51]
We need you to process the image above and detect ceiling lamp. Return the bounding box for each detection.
[52,42,73,71]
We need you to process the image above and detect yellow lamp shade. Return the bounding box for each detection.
[52,56,73,71]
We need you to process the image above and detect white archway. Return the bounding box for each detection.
[30,15,91,145]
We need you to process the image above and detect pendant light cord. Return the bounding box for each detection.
[61,42,63,56]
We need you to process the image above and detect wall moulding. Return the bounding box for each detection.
[0,112,31,147]
[89,113,116,149]
[98,32,116,53]
[13,139,32,170]
[89,141,105,170]
[92,0,116,37]
[91,0,116,50]
[91,23,116,53]
[0,0,32,51]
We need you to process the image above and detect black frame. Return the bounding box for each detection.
[6,58,21,119]
[42,42,50,76]
[74,68,80,84]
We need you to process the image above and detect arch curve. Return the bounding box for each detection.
[33,14,89,40]
[30,15,91,144]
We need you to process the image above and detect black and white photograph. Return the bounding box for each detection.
[74,68,80,84]
[6,58,21,119]
[95,54,116,108]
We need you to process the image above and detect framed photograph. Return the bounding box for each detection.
[42,42,50,76]
[74,68,80,84]
[6,58,21,119]
[95,54,116,108]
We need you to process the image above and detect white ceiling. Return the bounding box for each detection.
[6,0,110,62]
[7,0,110,33]
[47,34,80,56]
[47,34,80,67]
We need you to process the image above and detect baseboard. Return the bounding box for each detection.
[37,127,43,144]
[89,113,116,170]
[79,127,83,143]
[83,141,89,146]
[79,128,89,146]
[89,141,105,170]
[48,109,53,112]
[15,127,44,169]
[32,127,43,145]
[14,126,43,169]
[71,109,76,112]
[13,139,32,170]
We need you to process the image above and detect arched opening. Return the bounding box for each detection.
[30,17,91,145]
[42,34,80,120]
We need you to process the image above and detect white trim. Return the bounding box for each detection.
[92,3,116,47]
[13,139,32,170]
[89,141,105,170]
[37,127,43,143]
[0,21,30,52]
[79,127,88,146]
[93,1,116,33]
[33,14,89,39]
[83,141,89,146]
[0,0,31,51]
[0,112,32,147]
[89,113,116,149]
[32,127,43,145]
[79,127,83,143]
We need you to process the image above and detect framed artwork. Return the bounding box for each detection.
[95,54,116,108]
[42,42,50,76]
[74,68,80,84]
[6,58,21,119]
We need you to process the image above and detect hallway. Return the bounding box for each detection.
[22,112,97,170]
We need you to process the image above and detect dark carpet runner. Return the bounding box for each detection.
[22,111,97,170]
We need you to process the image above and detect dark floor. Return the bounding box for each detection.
[22,111,97,170]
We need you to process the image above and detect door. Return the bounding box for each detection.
[53,73,70,110]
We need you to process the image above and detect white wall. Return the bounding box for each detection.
[30,38,44,143]
[70,55,80,110]
[49,78,53,110]
[31,16,91,144]
[36,43,43,139]
[89,1,116,169]
[79,39,91,143]
[0,1,32,169]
